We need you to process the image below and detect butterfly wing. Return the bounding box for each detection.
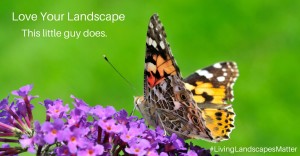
[136,14,212,140]
[144,14,180,90]
[137,13,180,128]
[184,62,239,141]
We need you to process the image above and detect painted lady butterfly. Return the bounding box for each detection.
[134,14,239,142]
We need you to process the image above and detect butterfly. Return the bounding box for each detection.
[134,14,239,142]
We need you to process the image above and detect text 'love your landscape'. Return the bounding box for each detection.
[12,12,125,23]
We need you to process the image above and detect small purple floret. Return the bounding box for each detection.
[11,84,33,97]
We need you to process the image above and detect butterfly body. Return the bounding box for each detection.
[135,14,239,142]
[135,74,212,140]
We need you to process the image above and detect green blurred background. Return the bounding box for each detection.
[0,0,299,155]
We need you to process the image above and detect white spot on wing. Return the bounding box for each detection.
[146,62,156,73]
[174,101,181,110]
[161,82,167,91]
[213,63,222,68]
[233,77,237,82]
[230,83,234,88]
[230,68,234,72]
[230,90,234,98]
[147,37,153,45]
[159,34,163,39]
[196,70,213,79]
[159,41,165,49]
[149,22,154,28]
[217,76,225,82]
[152,40,157,48]
[154,87,164,99]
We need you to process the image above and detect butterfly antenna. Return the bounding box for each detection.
[103,55,137,93]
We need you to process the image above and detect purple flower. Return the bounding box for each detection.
[168,133,185,150]
[20,135,33,148]
[144,150,159,156]
[11,84,33,97]
[187,150,198,156]
[33,121,46,146]
[159,152,168,156]
[7,85,36,130]
[0,98,9,110]
[1,143,10,148]
[20,134,35,153]
[0,99,12,125]
[61,128,88,153]
[71,95,90,112]
[0,98,30,134]
[55,145,70,156]
[120,122,146,143]
[0,85,213,156]
[98,119,124,134]
[126,138,151,156]
[90,105,116,119]
[114,109,137,124]
[189,142,212,156]
[15,99,29,117]
[77,144,104,156]
[46,99,69,119]
[67,109,87,127]
[120,127,141,142]
[41,119,64,144]
[154,126,167,142]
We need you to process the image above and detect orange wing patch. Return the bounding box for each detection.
[146,54,177,88]
[201,108,235,141]
[185,81,226,104]
[156,55,176,76]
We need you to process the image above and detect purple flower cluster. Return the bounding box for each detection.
[0,85,212,156]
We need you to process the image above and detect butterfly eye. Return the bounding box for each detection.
[177,91,190,102]
[180,93,187,101]
[180,94,187,100]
